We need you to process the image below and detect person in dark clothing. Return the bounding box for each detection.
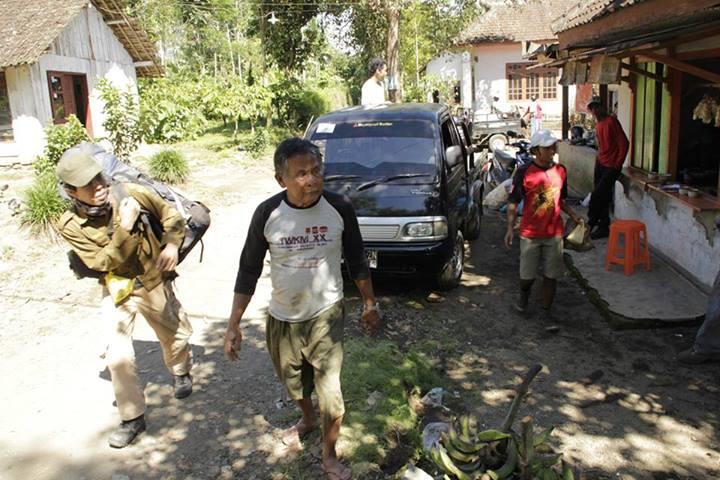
[587,101,630,239]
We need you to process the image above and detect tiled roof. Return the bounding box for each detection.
[0,0,87,68]
[0,0,162,77]
[456,0,580,44]
[552,0,648,33]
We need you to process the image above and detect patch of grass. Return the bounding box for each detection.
[148,149,189,184]
[21,173,69,233]
[340,337,442,468]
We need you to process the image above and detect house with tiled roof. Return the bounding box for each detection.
[426,0,579,119]
[0,0,162,163]
[548,0,720,289]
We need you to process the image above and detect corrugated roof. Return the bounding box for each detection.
[456,0,579,44]
[0,0,162,77]
[552,0,648,33]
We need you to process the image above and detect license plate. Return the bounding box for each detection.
[366,250,378,269]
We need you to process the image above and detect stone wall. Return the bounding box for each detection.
[558,142,596,198]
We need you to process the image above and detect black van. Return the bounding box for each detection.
[306,103,483,290]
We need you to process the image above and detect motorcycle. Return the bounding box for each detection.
[480,130,532,193]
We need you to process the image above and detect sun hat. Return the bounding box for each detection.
[56,147,103,187]
[530,129,560,149]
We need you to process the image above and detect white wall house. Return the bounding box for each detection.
[0,0,162,164]
[426,0,578,118]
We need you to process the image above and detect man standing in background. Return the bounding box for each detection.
[361,58,387,106]
[587,100,630,239]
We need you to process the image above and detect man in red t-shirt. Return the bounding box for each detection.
[505,130,583,318]
[587,101,629,239]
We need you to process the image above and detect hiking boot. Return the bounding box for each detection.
[514,291,530,313]
[677,347,720,365]
[590,226,609,240]
[108,415,146,448]
[513,288,530,313]
[174,373,193,399]
[539,309,560,333]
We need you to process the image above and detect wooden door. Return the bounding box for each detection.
[47,71,89,128]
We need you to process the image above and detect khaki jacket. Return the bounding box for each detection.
[57,183,186,291]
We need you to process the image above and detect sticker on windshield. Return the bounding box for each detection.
[353,122,393,128]
[316,123,336,133]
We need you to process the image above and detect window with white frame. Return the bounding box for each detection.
[506,63,558,101]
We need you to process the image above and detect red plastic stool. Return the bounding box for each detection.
[605,220,651,275]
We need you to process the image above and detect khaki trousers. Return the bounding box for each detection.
[266,301,346,426]
[101,280,193,421]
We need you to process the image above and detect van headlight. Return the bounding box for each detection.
[404,218,448,239]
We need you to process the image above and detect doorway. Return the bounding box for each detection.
[47,71,90,134]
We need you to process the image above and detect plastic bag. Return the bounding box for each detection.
[564,220,594,251]
[483,178,513,208]
[105,272,134,305]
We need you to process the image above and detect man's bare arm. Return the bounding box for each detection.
[224,293,253,361]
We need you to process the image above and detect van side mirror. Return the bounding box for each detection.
[445,145,462,168]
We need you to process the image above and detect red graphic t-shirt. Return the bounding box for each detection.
[508,162,568,239]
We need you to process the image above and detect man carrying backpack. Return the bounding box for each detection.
[55,147,194,448]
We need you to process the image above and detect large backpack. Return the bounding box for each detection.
[63,143,211,277]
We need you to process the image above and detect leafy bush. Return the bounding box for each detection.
[243,128,269,160]
[97,79,141,162]
[34,115,89,176]
[148,149,189,184]
[21,172,69,232]
[138,77,207,143]
[272,79,329,128]
[215,80,274,139]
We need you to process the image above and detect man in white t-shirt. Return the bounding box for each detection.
[361,58,387,106]
[224,138,380,480]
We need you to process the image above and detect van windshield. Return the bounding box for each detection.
[309,120,438,180]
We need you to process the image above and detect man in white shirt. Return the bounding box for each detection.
[361,58,387,106]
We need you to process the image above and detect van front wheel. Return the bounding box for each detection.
[436,231,464,290]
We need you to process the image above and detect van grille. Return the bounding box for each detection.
[359,224,400,241]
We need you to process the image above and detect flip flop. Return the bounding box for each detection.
[280,423,315,449]
[323,463,352,480]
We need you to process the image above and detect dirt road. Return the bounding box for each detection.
[1,156,718,480]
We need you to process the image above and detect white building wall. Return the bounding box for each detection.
[472,43,519,113]
[4,4,138,163]
[427,43,569,117]
[613,78,633,148]
[425,53,463,103]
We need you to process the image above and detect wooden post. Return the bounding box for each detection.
[562,85,569,140]
[599,84,608,111]
[667,67,682,180]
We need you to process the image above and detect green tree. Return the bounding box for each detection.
[217,79,273,138]
[97,79,142,162]
[334,0,480,103]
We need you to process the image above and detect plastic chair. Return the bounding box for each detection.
[605,220,651,275]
